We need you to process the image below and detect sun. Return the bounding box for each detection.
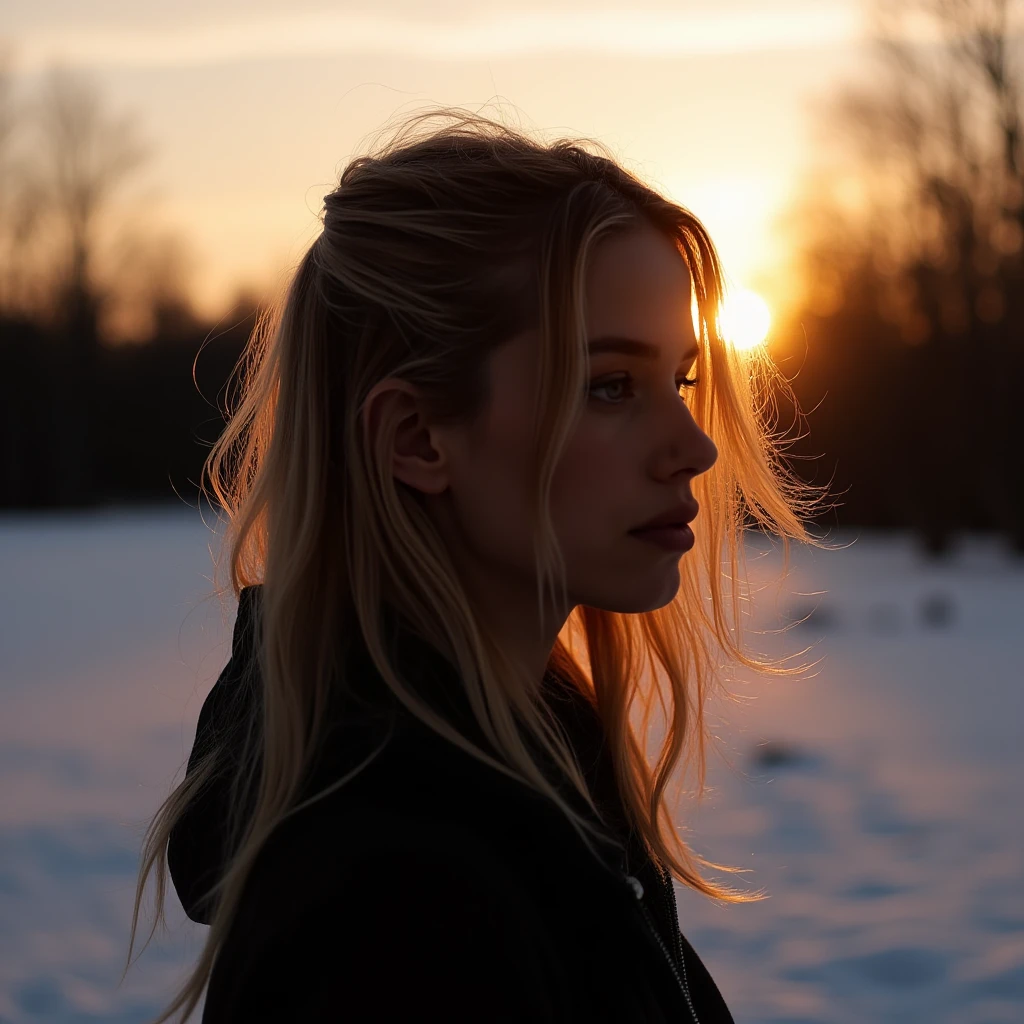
[719,288,772,351]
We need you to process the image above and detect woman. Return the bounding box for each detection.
[127,108,827,1022]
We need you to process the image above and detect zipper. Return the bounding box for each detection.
[661,865,696,1015]
[625,873,700,1024]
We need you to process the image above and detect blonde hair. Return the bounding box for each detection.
[125,107,832,1022]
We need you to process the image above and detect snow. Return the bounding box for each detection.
[0,509,1021,1023]
[672,531,1024,1024]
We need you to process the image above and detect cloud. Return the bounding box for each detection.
[15,7,860,72]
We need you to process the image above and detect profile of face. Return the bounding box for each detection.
[369,221,719,663]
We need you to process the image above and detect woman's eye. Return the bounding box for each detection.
[588,373,699,404]
[589,376,632,403]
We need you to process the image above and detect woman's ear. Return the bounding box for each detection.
[362,378,452,496]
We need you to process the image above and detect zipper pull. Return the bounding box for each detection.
[624,874,644,900]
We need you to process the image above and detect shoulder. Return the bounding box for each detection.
[263,719,623,899]
[199,711,685,1022]
[204,801,575,1022]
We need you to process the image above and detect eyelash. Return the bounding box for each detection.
[588,372,700,405]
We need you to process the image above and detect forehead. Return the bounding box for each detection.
[476,224,697,433]
[584,224,695,346]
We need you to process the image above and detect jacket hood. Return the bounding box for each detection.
[168,584,641,925]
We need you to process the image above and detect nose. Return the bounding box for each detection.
[664,405,718,479]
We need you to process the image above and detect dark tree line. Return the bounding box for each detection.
[1,308,255,509]
[771,0,1024,555]
[0,49,220,509]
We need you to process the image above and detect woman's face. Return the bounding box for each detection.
[425,222,717,620]
[375,220,719,665]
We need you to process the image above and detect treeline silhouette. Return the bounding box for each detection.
[0,52,261,511]
[2,4,1022,558]
[762,0,1024,555]
[1,303,256,509]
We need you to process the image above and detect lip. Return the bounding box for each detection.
[629,523,695,552]
[629,500,699,533]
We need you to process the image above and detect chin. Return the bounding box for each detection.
[577,573,682,615]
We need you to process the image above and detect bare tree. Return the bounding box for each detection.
[784,0,1024,553]
[0,45,16,313]
[817,0,1023,344]
[34,65,150,332]
[0,44,46,317]
[29,65,150,503]
[937,0,1024,174]
[0,45,15,217]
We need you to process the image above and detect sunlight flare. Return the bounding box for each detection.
[719,288,771,351]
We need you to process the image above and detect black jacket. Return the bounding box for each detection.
[168,585,735,1023]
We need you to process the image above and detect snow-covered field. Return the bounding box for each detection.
[0,508,1021,1023]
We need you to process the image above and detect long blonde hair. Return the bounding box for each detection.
[126,107,832,1022]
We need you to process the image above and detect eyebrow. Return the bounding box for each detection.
[587,335,699,364]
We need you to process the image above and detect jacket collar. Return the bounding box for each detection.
[306,592,644,877]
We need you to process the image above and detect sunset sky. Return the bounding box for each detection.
[4,0,877,323]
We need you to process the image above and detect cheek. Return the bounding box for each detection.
[452,416,536,564]
[550,428,630,547]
